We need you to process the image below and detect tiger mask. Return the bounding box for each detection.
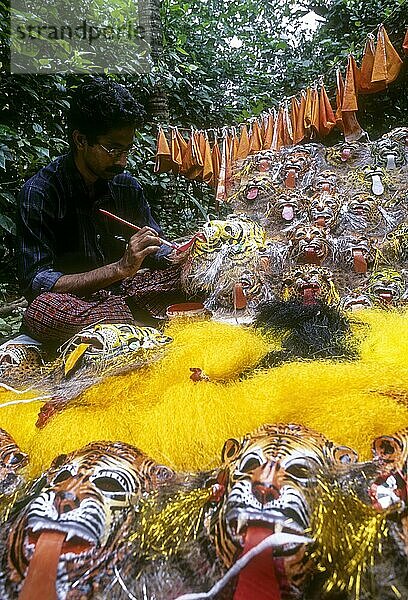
[288,225,330,266]
[369,429,408,556]
[307,191,341,229]
[265,189,305,225]
[209,423,358,595]
[367,268,407,307]
[342,192,382,233]
[178,215,268,311]
[371,136,407,170]
[281,265,339,306]
[0,429,28,496]
[4,441,175,599]
[311,170,338,194]
[279,149,314,189]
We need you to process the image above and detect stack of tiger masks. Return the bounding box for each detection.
[1,423,407,599]
[179,127,408,315]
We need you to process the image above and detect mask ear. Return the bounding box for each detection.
[151,465,175,484]
[372,435,403,465]
[51,453,68,469]
[221,438,241,464]
[332,445,359,465]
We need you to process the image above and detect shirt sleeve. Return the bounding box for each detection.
[112,174,173,267]
[16,182,63,300]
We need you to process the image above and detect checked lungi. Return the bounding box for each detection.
[23,265,189,345]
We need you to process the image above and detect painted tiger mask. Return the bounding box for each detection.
[367,268,406,307]
[288,224,330,265]
[281,265,339,306]
[209,423,357,596]
[4,441,175,599]
[307,191,341,229]
[369,429,408,557]
[0,429,28,496]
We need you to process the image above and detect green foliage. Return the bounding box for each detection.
[0,0,407,288]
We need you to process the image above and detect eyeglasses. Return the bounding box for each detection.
[97,143,136,159]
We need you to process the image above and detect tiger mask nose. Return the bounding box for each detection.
[251,460,285,504]
[54,491,80,515]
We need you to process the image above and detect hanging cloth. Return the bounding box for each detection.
[209,136,221,188]
[170,127,184,174]
[196,131,213,184]
[335,69,344,131]
[216,131,232,204]
[231,128,240,161]
[291,97,302,144]
[337,66,366,143]
[403,28,408,54]
[296,92,307,142]
[154,126,172,173]
[250,120,263,153]
[236,124,251,160]
[319,83,336,136]
[283,103,293,146]
[180,129,203,179]
[271,109,283,151]
[371,24,402,85]
[359,35,387,94]
[303,88,313,136]
[175,128,188,159]
[263,114,274,149]
[342,55,360,112]
[310,88,320,137]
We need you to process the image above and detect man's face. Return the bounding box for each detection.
[82,125,136,180]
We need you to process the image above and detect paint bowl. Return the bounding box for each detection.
[166,303,211,320]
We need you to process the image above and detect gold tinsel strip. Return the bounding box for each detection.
[308,478,391,599]
[128,487,214,560]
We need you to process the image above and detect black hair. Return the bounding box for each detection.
[67,77,146,149]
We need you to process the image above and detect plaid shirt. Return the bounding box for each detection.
[17,153,168,300]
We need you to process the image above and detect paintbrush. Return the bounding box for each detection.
[99,209,177,249]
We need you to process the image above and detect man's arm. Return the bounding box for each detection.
[17,180,162,299]
[52,227,161,296]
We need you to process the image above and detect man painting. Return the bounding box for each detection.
[15,77,183,347]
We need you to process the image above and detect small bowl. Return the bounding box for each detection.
[166,302,211,320]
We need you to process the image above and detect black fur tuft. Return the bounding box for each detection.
[255,300,359,366]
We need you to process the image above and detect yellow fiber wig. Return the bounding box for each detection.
[0,312,407,477]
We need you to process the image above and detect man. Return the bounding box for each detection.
[15,77,183,347]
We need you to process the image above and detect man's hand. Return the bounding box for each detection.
[52,227,162,297]
[116,227,162,279]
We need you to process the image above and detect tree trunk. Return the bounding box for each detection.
[139,0,169,121]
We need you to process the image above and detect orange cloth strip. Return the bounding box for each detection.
[154,127,172,173]
[263,114,274,149]
[359,36,387,94]
[311,88,320,136]
[236,124,250,160]
[250,121,263,153]
[372,24,402,85]
[209,139,221,188]
[342,55,360,112]
[319,84,336,136]
[180,131,203,179]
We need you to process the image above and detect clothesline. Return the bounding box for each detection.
[155,21,407,205]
